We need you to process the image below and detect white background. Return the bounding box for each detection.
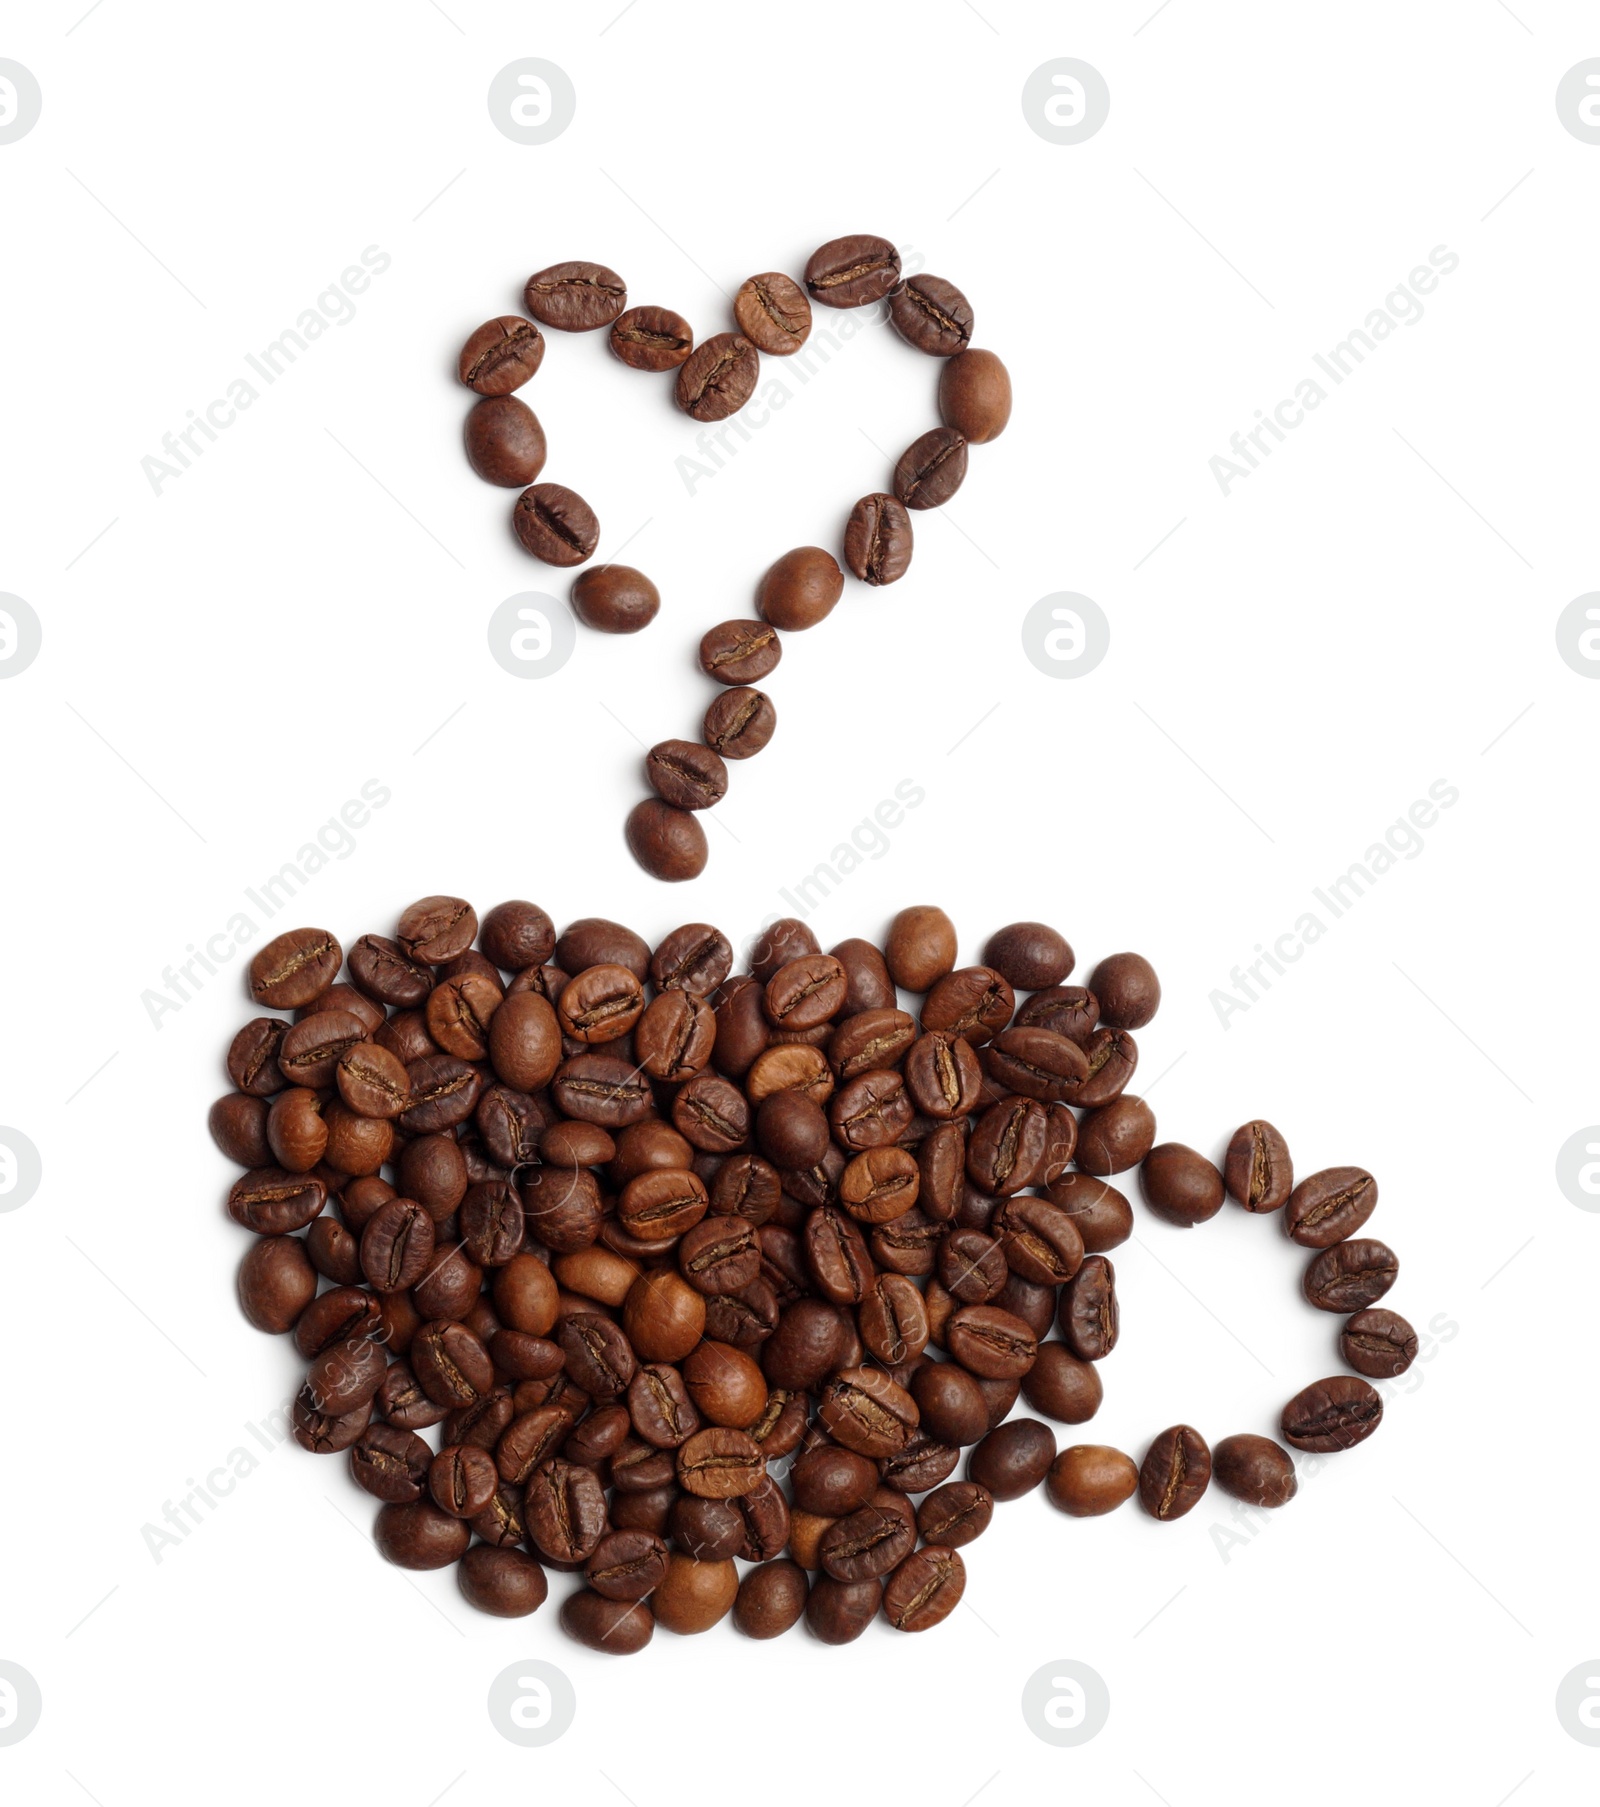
[1,2,1594,1802]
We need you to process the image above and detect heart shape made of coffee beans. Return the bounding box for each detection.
[453,236,1013,884]
[215,899,1409,1649]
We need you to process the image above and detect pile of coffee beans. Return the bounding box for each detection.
[214,903,1408,1651]
[455,238,1012,882]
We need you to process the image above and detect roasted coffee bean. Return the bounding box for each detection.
[675,332,758,421]
[554,918,650,977]
[1087,952,1159,1029]
[459,315,545,394]
[732,1475,790,1561]
[347,935,432,1008]
[250,928,342,1010]
[306,1336,388,1415]
[1045,1444,1138,1517]
[701,689,777,765]
[292,1391,372,1454]
[293,1286,382,1359]
[490,1330,563,1382]
[1075,1095,1155,1176]
[625,799,708,882]
[827,1008,915,1082]
[842,492,913,585]
[763,953,846,1029]
[303,1217,361,1288]
[464,394,546,487]
[889,275,973,356]
[1043,1173,1133,1253]
[647,739,729,812]
[469,1481,527,1547]
[893,427,967,510]
[831,1070,912,1150]
[399,1056,481,1134]
[571,564,660,634]
[806,1574,882,1644]
[946,1303,1036,1380]
[374,1499,471,1569]
[350,1423,432,1502]
[524,260,627,331]
[412,1320,493,1408]
[678,1215,762,1296]
[916,1480,993,1549]
[635,991,715,1083]
[734,272,812,353]
[552,1051,654,1125]
[905,1031,983,1120]
[858,1273,929,1366]
[649,923,732,998]
[682,1339,767,1428]
[514,482,600,566]
[1282,1376,1384,1453]
[674,1075,752,1153]
[460,1180,525,1267]
[429,1443,499,1517]
[229,1167,326,1236]
[1303,1238,1399,1312]
[1020,1342,1102,1424]
[1059,1257,1118,1361]
[968,1418,1055,1501]
[653,1554,739,1633]
[1075,1027,1138,1107]
[804,1206,874,1306]
[397,896,477,965]
[445,1387,516,1453]
[361,1198,435,1293]
[1140,1143,1225,1228]
[908,1360,986,1445]
[922,966,1014,1046]
[459,1545,548,1617]
[266,1088,325,1172]
[1340,1307,1418,1378]
[626,1363,701,1449]
[758,546,844,632]
[237,1235,317,1333]
[676,1427,765,1498]
[818,1367,918,1458]
[966,1097,1049,1195]
[804,234,900,308]
[561,1590,654,1653]
[994,1197,1083,1286]
[938,1228,1008,1305]
[938,347,1010,442]
[586,1529,669,1601]
[228,1018,289,1096]
[497,1406,578,1485]
[1213,1434,1298,1506]
[559,964,646,1043]
[1139,1425,1211,1520]
[524,1457,608,1561]
[840,1148,920,1226]
[1285,1166,1378,1248]
[671,1493,745,1561]
[609,304,693,370]
[1224,1119,1294,1212]
[819,1504,915,1582]
[522,1163,602,1251]
[982,1028,1087,1103]
[699,619,781,685]
[704,1279,779,1347]
[1015,985,1099,1045]
[557,1313,637,1398]
[624,1270,706,1364]
[734,1559,809,1638]
[277,1011,365,1090]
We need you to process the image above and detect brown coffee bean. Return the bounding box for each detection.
[733,272,812,354]
[571,564,660,634]
[893,427,967,510]
[1045,1444,1138,1516]
[1139,1425,1211,1520]
[586,1529,670,1601]
[889,275,973,356]
[429,1443,499,1517]
[734,1558,809,1638]
[1303,1238,1399,1312]
[703,686,776,759]
[1285,1166,1378,1248]
[1075,1095,1155,1175]
[1212,1434,1298,1506]
[525,1457,608,1561]
[1059,1257,1118,1361]
[817,1367,918,1458]
[625,799,708,882]
[459,315,546,394]
[699,619,781,685]
[1020,1343,1103,1424]
[946,1304,1037,1380]
[1043,1173,1133,1253]
[804,234,900,308]
[758,546,843,632]
[513,482,599,566]
[1224,1119,1294,1212]
[842,493,913,585]
[1340,1308,1419,1378]
[1140,1143,1225,1227]
[675,332,758,421]
[916,1481,993,1549]
[464,394,546,487]
[524,260,626,331]
[938,347,1011,442]
[250,928,341,1009]
[676,1427,766,1498]
[609,304,693,370]
[1282,1376,1384,1453]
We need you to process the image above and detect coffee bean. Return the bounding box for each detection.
[609,305,693,371]
[817,1367,918,1458]
[237,1235,317,1332]
[699,621,781,688]
[1340,1307,1418,1378]
[842,493,913,585]
[1139,1424,1211,1520]
[945,1304,1037,1380]
[586,1529,670,1601]
[250,928,342,1009]
[889,275,973,356]
[677,1427,766,1498]
[1281,1376,1383,1452]
[1045,1444,1138,1516]
[412,1320,493,1408]
[348,936,433,1008]
[374,1499,471,1569]
[1303,1238,1398,1312]
[734,1558,809,1637]
[820,1504,915,1581]
[982,921,1073,990]
[703,686,776,760]
[625,799,708,882]
[524,261,627,331]
[1223,1119,1293,1212]
[983,1028,1088,1103]
[513,482,599,566]
[675,332,758,421]
[571,564,660,634]
[806,1575,882,1643]
[361,1199,435,1293]
[229,1167,327,1236]
[968,1417,1055,1501]
[994,1196,1083,1285]
[733,272,813,354]
[561,1590,654,1653]
[893,427,967,510]
[525,1457,608,1561]
[1020,1342,1103,1424]
[652,923,733,996]
[1059,1257,1118,1361]
[350,1422,432,1502]
[916,1480,993,1549]
[758,546,844,632]
[1285,1166,1378,1248]
[464,394,547,486]
[1015,985,1100,1045]
[937,348,1011,442]
[459,1545,548,1617]
[647,739,729,812]
[398,896,478,965]
[1139,1143,1225,1228]
[459,316,546,394]
[429,1443,499,1517]
[804,234,901,308]
[1212,1434,1298,1506]
[1075,1095,1155,1176]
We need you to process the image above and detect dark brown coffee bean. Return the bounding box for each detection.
[1140,1143,1225,1228]
[734,1559,809,1638]
[236,1235,317,1333]
[250,928,342,1009]
[293,1285,382,1358]
[558,964,645,1044]
[966,1097,1049,1196]
[842,492,913,586]
[458,1545,548,1617]
[513,482,599,566]
[646,739,729,811]
[922,966,1014,1046]
[806,1575,882,1644]
[412,1320,493,1408]
[1224,1119,1294,1212]
[609,304,693,370]
[228,1167,327,1236]
[732,1475,790,1561]
[1045,1444,1138,1516]
[763,954,846,1030]
[276,1011,365,1090]
[1282,1376,1384,1453]
[525,1457,608,1560]
[1020,1343,1102,1424]
[1285,1166,1378,1248]
[733,272,812,354]
[1340,1307,1418,1378]
[1303,1238,1399,1312]
[496,1405,577,1485]
[893,427,967,510]
[490,1330,562,1382]
[627,1364,701,1449]
[678,1215,762,1295]
[1075,1095,1155,1176]
[634,990,715,1083]
[994,1196,1084,1285]
[819,1505,915,1582]
[946,1303,1037,1380]
[586,1529,669,1601]
[905,1031,983,1120]
[1139,1424,1211,1520]
[858,1272,929,1366]
[699,619,781,687]
[917,1480,993,1549]
[910,1360,987,1445]
[374,1499,471,1569]
[703,686,776,761]
[670,1494,744,1561]
[557,1313,637,1398]
[561,1590,653,1653]
[396,896,477,965]
[429,1442,499,1517]
[350,1422,431,1502]
[458,1181,526,1268]
[459,315,545,394]
[803,1206,874,1306]
[758,546,844,632]
[983,1027,1089,1103]
[828,1009,915,1083]
[675,332,758,421]
[817,1367,918,1458]
[676,1427,765,1498]
[571,564,660,634]
[227,1018,289,1096]
[345,935,430,1008]
[464,394,546,487]
[1075,1027,1138,1107]
[938,347,1011,442]
[647,924,731,998]
[305,1335,388,1415]
[1212,1434,1298,1506]
[360,1198,435,1293]
[524,260,626,331]
[625,799,707,882]
[1043,1174,1132,1254]
[1089,952,1160,1028]
[938,1227,1008,1305]
[804,234,900,308]
[889,275,973,356]
[982,921,1073,990]
[1059,1256,1118,1361]
[968,1417,1055,1501]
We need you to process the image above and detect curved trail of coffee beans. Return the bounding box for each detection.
[454,238,1013,883]
[215,902,1411,1649]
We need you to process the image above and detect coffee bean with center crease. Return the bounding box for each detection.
[1340,1307,1418,1378]
[557,1313,637,1397]
[1059,1257,1118,1361]
[894,427,967,510]
[625,800,708,883]
[818,1367,918,1458]
[676,1427,766,1498]
[229,1167,326,1236]
[820,1504,915,1581]
[699,619,781,686]
[610,305,693,371]
[983,1028,1088,1104]
[571,564,660,634]
[586,1529,669,1600]
[412,1320,493,1408]
[1285,1166,1378,1248]
[917,1479,994,1549]
[1303,1238,1398,1312]
[889,275,974,356]
[251,928,342,1009]
[652,923,733,996]
[675,332,758,422]
[1212,1434,1298,1506]
[525,1457,608,1561]
[647,740,729,811]
[1139,1424,1211,1520]
[464,395,546,487]
[524,260,627,331]
[1281,1376,1384,1452]
[430,1443,499,1517]
[843,493,913,586]
[350,1423,432,1502]
[734,272,812,354]
[361,1198,435,1293]
[1224,1119,1293,1212]
[459,315,546,394]
[704,687,775,760]
[513,482,600,567]
[946,1303,1037,1379]
[805,234,901,308]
